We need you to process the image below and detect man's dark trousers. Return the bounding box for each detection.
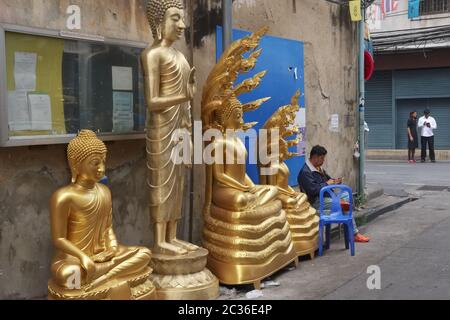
[421,136,435,161]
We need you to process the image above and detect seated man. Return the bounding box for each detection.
[297,145,370,243]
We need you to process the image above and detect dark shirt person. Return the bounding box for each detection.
[407,111,418,163]
[297,145,370,243]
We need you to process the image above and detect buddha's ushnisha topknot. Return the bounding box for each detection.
[146,0,184,39]
[67,130,107,168]
[216,92,243,127]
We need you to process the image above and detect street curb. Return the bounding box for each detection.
[355,197,416,226]
[328,196,416,240]
[365,184,384,202]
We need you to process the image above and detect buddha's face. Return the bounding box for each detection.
[76,153,106,183]
[225,107,244,130]
[161,7,186,42]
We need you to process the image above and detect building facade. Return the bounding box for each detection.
[0,0,359,299]
[366,0,450,151]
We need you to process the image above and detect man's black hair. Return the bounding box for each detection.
[310,145,327,158]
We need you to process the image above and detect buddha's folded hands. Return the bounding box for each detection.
[91,248,117,263]
[81,256,96,283]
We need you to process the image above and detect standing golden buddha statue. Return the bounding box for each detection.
[260,92,320,259]
[141,0,218,299]
[48,130,156,300]
[201,28,298,290]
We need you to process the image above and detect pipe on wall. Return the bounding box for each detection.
[222,0,233,52]
[358,0,366,200]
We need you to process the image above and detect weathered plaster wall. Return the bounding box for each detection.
[190,0,359,244]
[0,0,152,42]
[233,0,359,190]
[0,0,161,299]
[0,141,154,299]
[0,0,358,299]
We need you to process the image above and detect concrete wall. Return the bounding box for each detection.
[374,0,450,32]
[190,0,359,243]
[0,0,359,299]
[0,0,161,299]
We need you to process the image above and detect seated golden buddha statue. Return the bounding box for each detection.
[47,130,155,300]
[259,92,319,259]
[201,28,297,289]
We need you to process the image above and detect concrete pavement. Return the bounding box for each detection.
[366,160,450,197]
[219,161,450,300]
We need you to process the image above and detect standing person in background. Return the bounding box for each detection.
[418,109,437,163]
[407,111,418,163]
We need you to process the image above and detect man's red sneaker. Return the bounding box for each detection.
[354,233,370,243]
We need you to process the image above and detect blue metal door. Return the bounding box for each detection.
[216,27,305,185]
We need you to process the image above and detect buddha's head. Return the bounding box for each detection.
[147,0,185,42]
[217,93,244,130]
[67,130,107,184]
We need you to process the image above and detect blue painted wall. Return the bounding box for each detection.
[216,26,306,186]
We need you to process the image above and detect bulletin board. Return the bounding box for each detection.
[6,32,66,136]
[0,27,147,147]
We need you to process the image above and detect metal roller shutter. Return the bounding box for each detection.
[366,71,393,149]
[395,68,450,98]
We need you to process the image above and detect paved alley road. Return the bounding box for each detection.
[224,161,450,300]
[366,160,450,196]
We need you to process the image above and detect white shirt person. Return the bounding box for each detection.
[418,114,437,137]
[418,109,437,162]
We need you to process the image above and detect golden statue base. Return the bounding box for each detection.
[48,267,156,300]
[204,201,299,290]
[149,248,219,300]
[286,206,320,259]
[207,244,298,290]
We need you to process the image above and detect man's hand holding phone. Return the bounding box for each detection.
[327,177,343,185]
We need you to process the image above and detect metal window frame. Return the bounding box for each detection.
[419,0,450,16]
[0,23,148,147]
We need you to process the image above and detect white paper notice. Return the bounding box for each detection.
[28,94,52,131]
[14,52,37,91]
[8,90,32,131]
[330,114,339,132]
[112,66,133,91]
[295,108,306,128]
[113,91,134,132]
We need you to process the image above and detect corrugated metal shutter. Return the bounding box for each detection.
[395,68,450,98]
[366,71,393,149]
[396,98,450,149]
[425,99,450,149]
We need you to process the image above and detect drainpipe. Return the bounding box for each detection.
[222,0,233,52]
[358,1,366,200]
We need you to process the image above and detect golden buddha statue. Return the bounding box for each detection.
[201,28,298,289]
[260,92,319,259]
[142,0,197,256]
[141,0,218,299]
[47,130,156,300]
